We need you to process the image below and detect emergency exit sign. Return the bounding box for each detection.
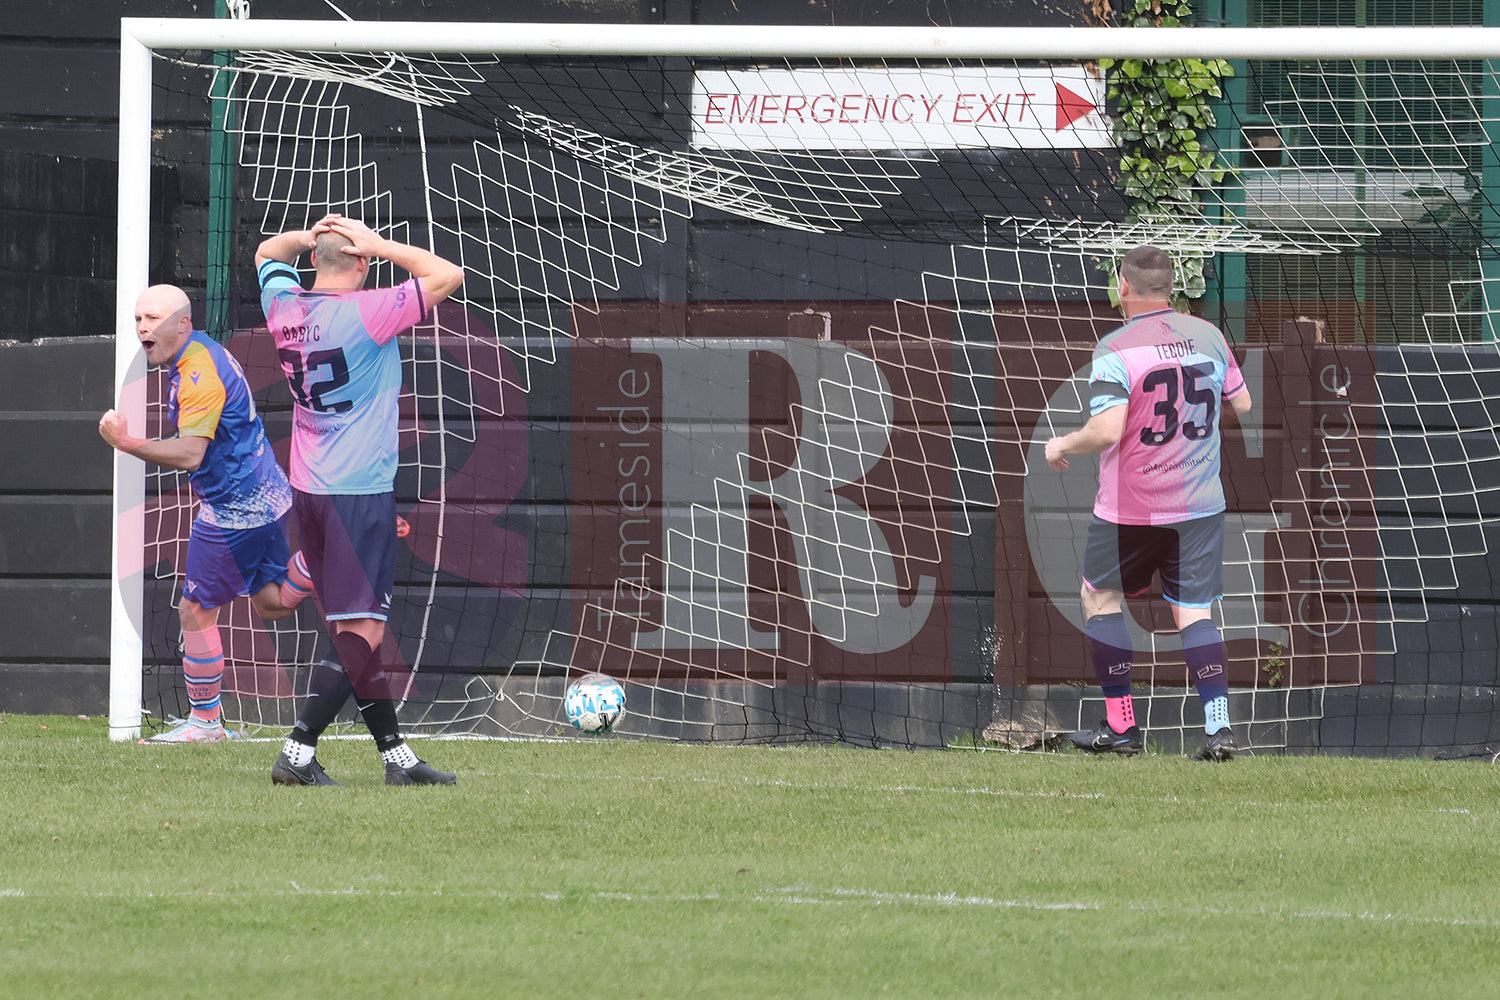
[692,66,1111,150]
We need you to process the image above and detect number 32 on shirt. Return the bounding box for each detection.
[279,347,353,414]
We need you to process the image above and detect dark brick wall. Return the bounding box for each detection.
[0,336,115,714]
[0,153,116,343]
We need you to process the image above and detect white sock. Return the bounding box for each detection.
[282,738,315,768]
[1204,695,1231,734]
[381,741,419,768]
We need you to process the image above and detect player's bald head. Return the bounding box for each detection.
[134,284,194,367]
[137,284,191,319]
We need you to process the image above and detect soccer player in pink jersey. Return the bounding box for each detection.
[1045,246,1253,760]
[256,214,463,786]
[99,284,316,744]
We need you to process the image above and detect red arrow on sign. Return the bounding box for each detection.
[1055,83,1097,131]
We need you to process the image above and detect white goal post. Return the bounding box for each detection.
[119,19,1500,59]
[112,17,1500,754]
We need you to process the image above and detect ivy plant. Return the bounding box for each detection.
[1099,0,1235,302]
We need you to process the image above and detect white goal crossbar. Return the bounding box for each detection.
[121,20,1500,60]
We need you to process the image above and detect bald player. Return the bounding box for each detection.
[100,284,315,744]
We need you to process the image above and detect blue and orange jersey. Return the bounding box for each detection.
[168,330,292,529]
[257,260,426,495]
[1087,308,1247,526]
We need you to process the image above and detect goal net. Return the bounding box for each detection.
[112,18,1500,755]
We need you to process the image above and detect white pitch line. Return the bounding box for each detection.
[6,883,1496,929]
[764,887,1500,929]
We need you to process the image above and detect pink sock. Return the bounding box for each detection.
[1105,694,1135,733]
[182,626,225,724]
[280,551,314,608]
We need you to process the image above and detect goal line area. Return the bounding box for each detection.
[110,19,1500,755]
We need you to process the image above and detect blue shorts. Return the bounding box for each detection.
[292,490,396,622]
[1083,513,1225,610]
[182,515,293,611]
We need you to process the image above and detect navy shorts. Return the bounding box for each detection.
[1083,513,1225,610]
[182,514,293,611]
[291,490,396,622]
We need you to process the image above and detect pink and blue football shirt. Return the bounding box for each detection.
[1087,308,1246,525]
[257,260,426,495]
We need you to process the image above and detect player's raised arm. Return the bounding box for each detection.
[99,408,210,472]
[254,222,322,268]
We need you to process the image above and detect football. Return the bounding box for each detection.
[563,672,626,733]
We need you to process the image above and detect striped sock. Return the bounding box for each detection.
[181,626,225,724]
[279,551,315,609]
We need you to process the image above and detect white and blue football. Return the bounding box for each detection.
[563,672,626,733]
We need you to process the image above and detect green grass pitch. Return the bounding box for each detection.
[3,713,1500,998]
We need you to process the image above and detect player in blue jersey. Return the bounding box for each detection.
[100,284,317,744]
[1045,246,1253,761]
[256,213,463,786]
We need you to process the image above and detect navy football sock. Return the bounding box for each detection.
[1182,618,1230,733]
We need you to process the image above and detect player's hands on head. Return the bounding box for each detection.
[309,213,342,243]
[321,215,385,259]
